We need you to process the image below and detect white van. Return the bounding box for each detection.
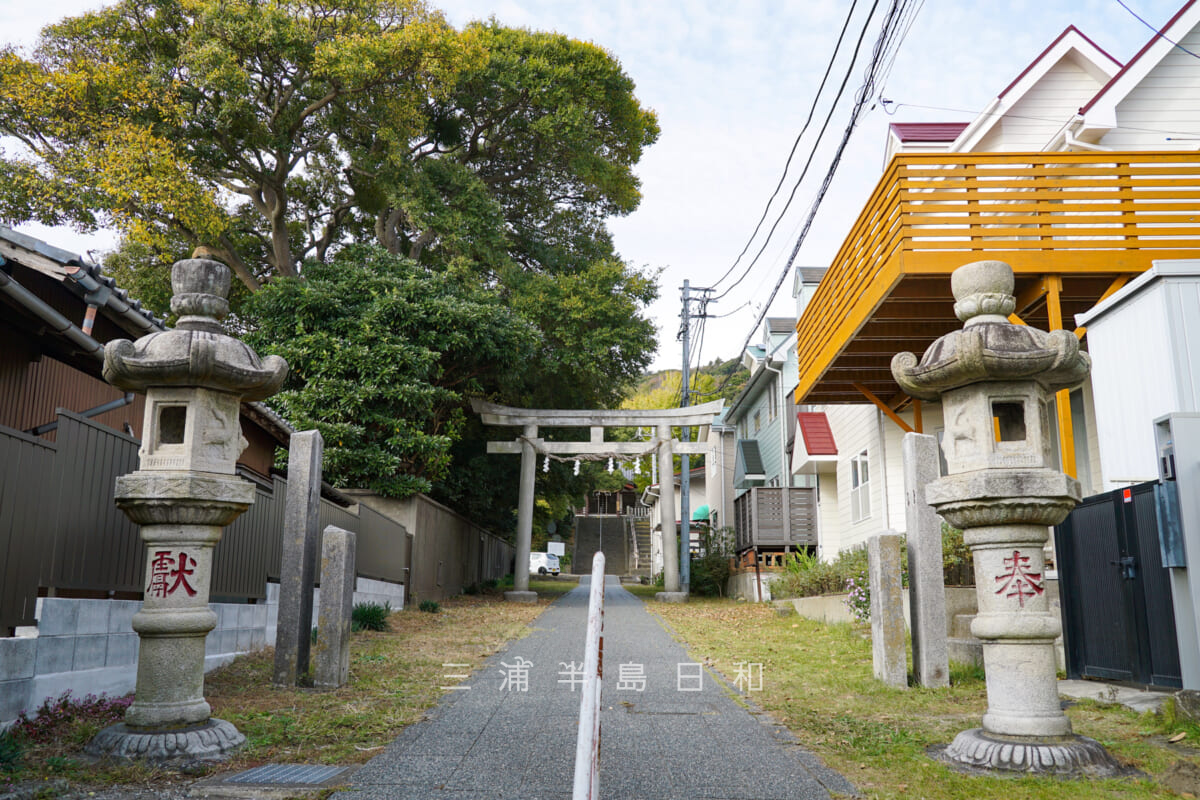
[529,552,561,576]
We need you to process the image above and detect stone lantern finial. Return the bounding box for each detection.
[170,258,231,332]
[951,259,1016,325]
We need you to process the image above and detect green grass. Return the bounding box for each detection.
[0,591,557,794]
[647,597,1200,800]
[622,582,661,600]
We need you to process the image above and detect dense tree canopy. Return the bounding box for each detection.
[1,0,664,532]
[244,245,539,497]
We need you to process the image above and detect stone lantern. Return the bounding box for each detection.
[892,260,1120,775]
[88,258,287,762]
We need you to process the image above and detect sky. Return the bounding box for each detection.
[1,0,1191,373]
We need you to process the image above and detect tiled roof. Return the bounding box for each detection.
[797,412,837,456]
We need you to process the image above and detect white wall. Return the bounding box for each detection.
[1080,262,1200,488]
[1102,26,1200,150]
[976,55,1107,151]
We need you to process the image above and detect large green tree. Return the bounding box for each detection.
[0,0,473,289]
[2,1,663,532]
[243,245,538,498]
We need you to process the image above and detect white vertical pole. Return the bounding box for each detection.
[572,552,606,800]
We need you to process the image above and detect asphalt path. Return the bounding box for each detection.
[331,576,856,800]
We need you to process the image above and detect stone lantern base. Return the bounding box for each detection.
[86,718,244,763]
[937,729,1124,776]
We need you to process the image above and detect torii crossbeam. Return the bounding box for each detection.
[471,398,725,601]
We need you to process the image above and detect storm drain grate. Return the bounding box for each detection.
[225,764,349,785]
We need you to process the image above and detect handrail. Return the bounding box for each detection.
[572,552,606,800]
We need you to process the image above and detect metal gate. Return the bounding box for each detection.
[1054,481,1181,689]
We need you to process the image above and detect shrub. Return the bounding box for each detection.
[689,554,731,597]
[0,732,21,773]
[689,526,735,596]
[351,601,391,632]
[9,691,132,750]
[942,523,975,585]
[418,599,441,613]
[463,583,479,595]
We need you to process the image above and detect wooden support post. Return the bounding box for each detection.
[912,399,923,434]
[1044,277,1077,479]
[854,382,914,434]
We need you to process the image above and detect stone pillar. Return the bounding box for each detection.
[507,424,538,602]
[314,525,356,690]
[88,257,286,762]
[868,533,907,688]
[273,430,323,686]
[903,433,949,688]
[892,259,1120,776]
[656,424,684,600]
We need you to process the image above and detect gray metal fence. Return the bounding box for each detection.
[0,411,509,632]
[733,487,817,552]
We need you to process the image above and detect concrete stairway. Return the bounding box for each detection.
[630,517,653,580]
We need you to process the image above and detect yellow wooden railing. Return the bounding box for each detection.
[795,151,1200,403]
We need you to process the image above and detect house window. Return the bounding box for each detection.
[768,388,778,421]
[851,450,871,523]
[753,411,761,433]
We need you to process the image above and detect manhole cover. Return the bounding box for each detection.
[226,765,349,785]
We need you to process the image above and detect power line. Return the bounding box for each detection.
[711,0,885,303]
[707,0,863,292]
[722,0,914,386]
[1116,0,1200,60]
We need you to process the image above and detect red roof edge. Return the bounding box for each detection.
[1081,0,1197,114]
[999,25,1123,101]
[797,412,837,457]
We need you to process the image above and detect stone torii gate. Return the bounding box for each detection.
[471,399,725,602]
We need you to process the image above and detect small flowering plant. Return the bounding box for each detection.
[12,690,132,747]
[844,575,871,623]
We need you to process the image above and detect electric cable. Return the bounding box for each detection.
[1116,0,1200,59]
[711,0,887,302]
[713,0,912,395]
[707,0,863,292]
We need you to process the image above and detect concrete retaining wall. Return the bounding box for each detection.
[726,570,782,601]
[775,582,1064,671]
[1,576,405,728]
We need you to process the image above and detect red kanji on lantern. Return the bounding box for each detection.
[994,549,1044,607]
[148,550,198,598]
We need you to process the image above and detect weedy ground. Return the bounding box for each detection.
[0,578,575,796]
[648,596,1200,800]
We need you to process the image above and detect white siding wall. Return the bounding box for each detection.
[1102,27,1200,150]
[976,56,1107,151]
[826,405,882,553]
[1085,267,1200,488]
[816,471,840,560]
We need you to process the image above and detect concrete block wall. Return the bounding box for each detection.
[2,576,407,727]
[262,577,406,646]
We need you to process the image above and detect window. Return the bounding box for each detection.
[753,411,761,433]
[768,387,778,421]
[850,450,871,523]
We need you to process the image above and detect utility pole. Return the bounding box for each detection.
[679,280,691,594]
